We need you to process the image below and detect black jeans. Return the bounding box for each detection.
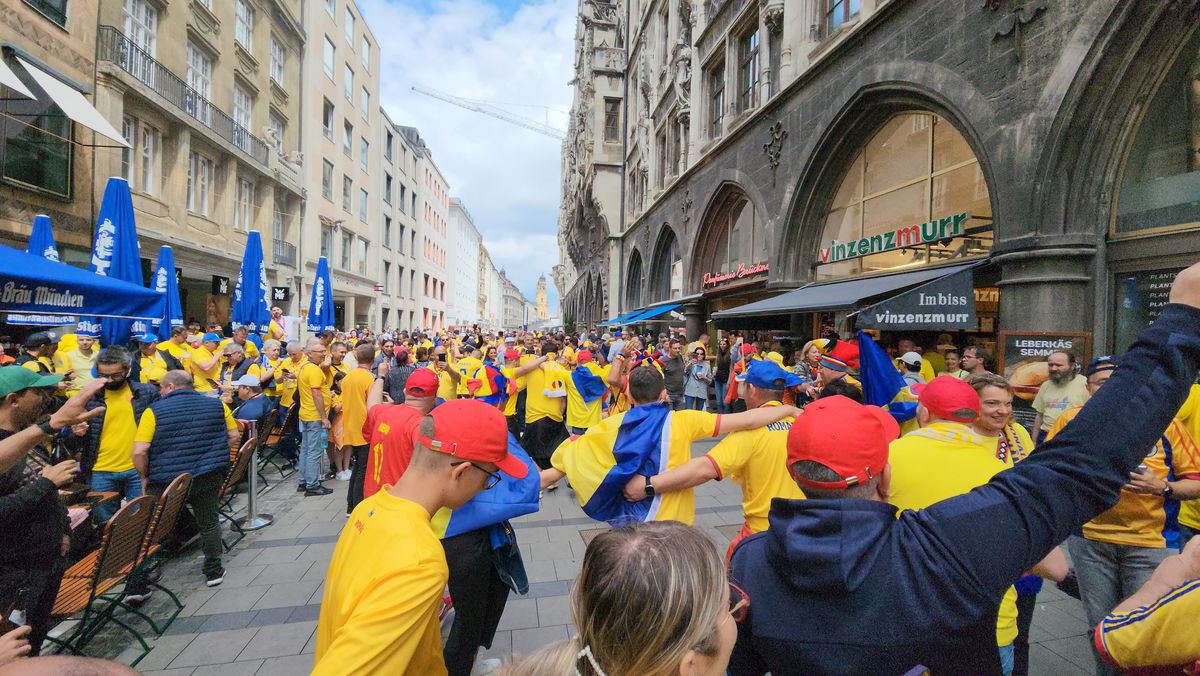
[345,444,369,514]
[146,471,224,577]
[514,391,528,437]
[0,559,65,656]
[443,528,510,676]
[1013,591,1038,676]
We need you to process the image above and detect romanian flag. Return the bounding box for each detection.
[571,363,607,403]
[856,330,918,428]
[551,402,672,525]
[430,433,540,539]
[473,364,509,408]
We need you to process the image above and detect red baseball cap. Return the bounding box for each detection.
[739,343,757,356]
[576,350,593,363]
[911,375,980,423]
[504,348,521,361]
[414,400,529,478]
[786,395,899,490]
[405,368,440,397]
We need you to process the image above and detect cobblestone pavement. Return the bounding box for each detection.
[75,438,1096,675]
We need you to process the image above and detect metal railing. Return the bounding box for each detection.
[272,239,297,267]
[97,26,269,167]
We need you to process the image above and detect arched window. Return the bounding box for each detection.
[649,228,681,302]
[816,112,993,280]
[626,251,644,309]
[707,193,767,271]
[1115,28,1200,236]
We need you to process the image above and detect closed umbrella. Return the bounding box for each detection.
[152,245,183,335]
[87,177,143,346]
[232,231,270,332]
[9,214,73,326]
[306,256,336,334]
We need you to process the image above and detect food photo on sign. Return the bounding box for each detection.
[997,331,1091,432]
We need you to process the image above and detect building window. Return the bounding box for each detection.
[385,174,393,204]
[186,151,213,216]
[120,117,133,182]
[343,121,353,156]
[320,223,333,258]
[398,265,405,295]
[410,269,416,298]
[399,225,406,253]
[708,63,724,137]
[324,0,334,17]
[361,37,371,70]
[603,98,620,142]
[323,37,336,78]
[322,160,334,200]
[235,0,255,50]
[384,216,392,247]
[359,138,369,171]
[138,122,160,195]
[822,0,861,37]
[322,98,335,138]
[737,28,760,113]
[359,188,368,222]
[233,178,255,231]
[268,113,284,150]
[655,129,667,188]
[341,231,353,269]
[25,0,67,28]
[360,87,370,120]
[273,208,284,241]
[342,175,352,212]
[385,131,394,162]
[343,64,354,102]
[232,83,253,151]
[357,237,368,274]
[122,0,157,85]
[344,7,356,44]
[399,185,407,213]
[816,112,992,280]
[383,261,390,291]
[185,43,213,124]
[269,37,285,84]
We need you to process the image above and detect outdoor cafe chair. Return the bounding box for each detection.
[45,495,157,666]
[258,403,297,479]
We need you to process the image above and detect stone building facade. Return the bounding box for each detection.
[377,109,423,331]
[600,0,1200,356]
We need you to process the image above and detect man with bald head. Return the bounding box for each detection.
[297,338,334,496]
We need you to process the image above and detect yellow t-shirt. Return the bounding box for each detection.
[564,363,605,430]
[21,356,54,374]
[1031,374,1090,431]
[339,368,374,447]
[298,362,333,422]
[705,401,805,533]
[260,358,282,397]
[454,356,483,396]
[268,320,287,341]
[1096,577,1200,671]
[1047,408,1200,548]
[428,365,457,402]
[277,356,308,408]
[93,386,139,473]
[501,365,522,417]
[525,362,566,424]
[54,349,96,395]
[314,491,448,676]
[138,351,168,384]
[160,341,192,371]
[218,338,260,361]
[190,346,220,392]
[1177,384,1200,531]
[134,403,236,443]
[887,421,1018,647]
[551,408,720,524]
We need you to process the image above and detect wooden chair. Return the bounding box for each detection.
[114,473,193,636]
[258,403,297,478]
[217,436,258,551]
[46,495,157,665]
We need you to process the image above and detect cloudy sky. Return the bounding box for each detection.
[358,0,575,309]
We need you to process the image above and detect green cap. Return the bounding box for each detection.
[0,365,63,397]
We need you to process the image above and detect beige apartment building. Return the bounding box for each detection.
[90,0,306,325]
[414,136,449,331]
[0,0,109,261]
[378,109,422,331]
[299,0,381,330]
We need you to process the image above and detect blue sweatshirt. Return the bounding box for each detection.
[729,303,1200,675]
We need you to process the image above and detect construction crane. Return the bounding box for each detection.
[411,85,566,141]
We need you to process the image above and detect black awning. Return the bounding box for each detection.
[853,266,978,330]
[711,261,984,322]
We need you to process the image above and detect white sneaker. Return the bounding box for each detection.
[471,658,502,675]
[335,470,352,481]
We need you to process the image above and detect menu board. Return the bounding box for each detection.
[1113,268,1184,353]
[998,332,1092,433]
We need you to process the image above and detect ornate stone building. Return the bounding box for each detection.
[557,0,627,328]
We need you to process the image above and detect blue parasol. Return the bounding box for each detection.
[152,245,183,334]
[87,178,144,345]
[0,245,162,319]
[306,256,336,334]
[232,231,271,333]
[9,214,74,326]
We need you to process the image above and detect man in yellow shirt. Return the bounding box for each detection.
[297,338,334,496]
[521,343,568,473]
[563,350,606,435]
[342,344,376,513]
[453,343,483,397]
[159,325,192,372]
[133,334,168,385]
[1047,355,1200,676]
[54,331,97,395]
[622,359,805,558]
[430,344,460,403]
[1031,349,1090,441]
[190,333,223,395]
[17,332,59,378]
[314,400,529,676]
[267,306,288,342]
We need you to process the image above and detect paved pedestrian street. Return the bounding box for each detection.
[61,438,1100,675]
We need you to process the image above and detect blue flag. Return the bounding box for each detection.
[856,330,917,424]
[571,364,607,403]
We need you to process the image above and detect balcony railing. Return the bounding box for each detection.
[97,26,269,167]
[273,239,297,268]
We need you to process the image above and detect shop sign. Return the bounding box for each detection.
[1113,267,1183,353]
[855,268,977,330]
[702,262,769,289]
[271,286,290,302]
[211,275,230,295]
[819,212,969,264]
[998,331,1092,430]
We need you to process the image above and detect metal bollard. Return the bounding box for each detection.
[238,447,274,531]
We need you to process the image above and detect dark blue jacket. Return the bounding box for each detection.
[234,394,273,427]
[729,303,1200,675]
[66,382,159,480]
[146,389,230,484]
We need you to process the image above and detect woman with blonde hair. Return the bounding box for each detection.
[505,521,740,676]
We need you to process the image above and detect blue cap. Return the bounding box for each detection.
[135,333,159,343]
[736,359,803,389]
[202,332,222,343]
[1085,355,1118,377]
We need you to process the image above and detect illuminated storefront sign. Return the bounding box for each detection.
[702,262,769,289]
[819,212,969,264]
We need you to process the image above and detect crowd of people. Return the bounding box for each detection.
[3,262,1200,673]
